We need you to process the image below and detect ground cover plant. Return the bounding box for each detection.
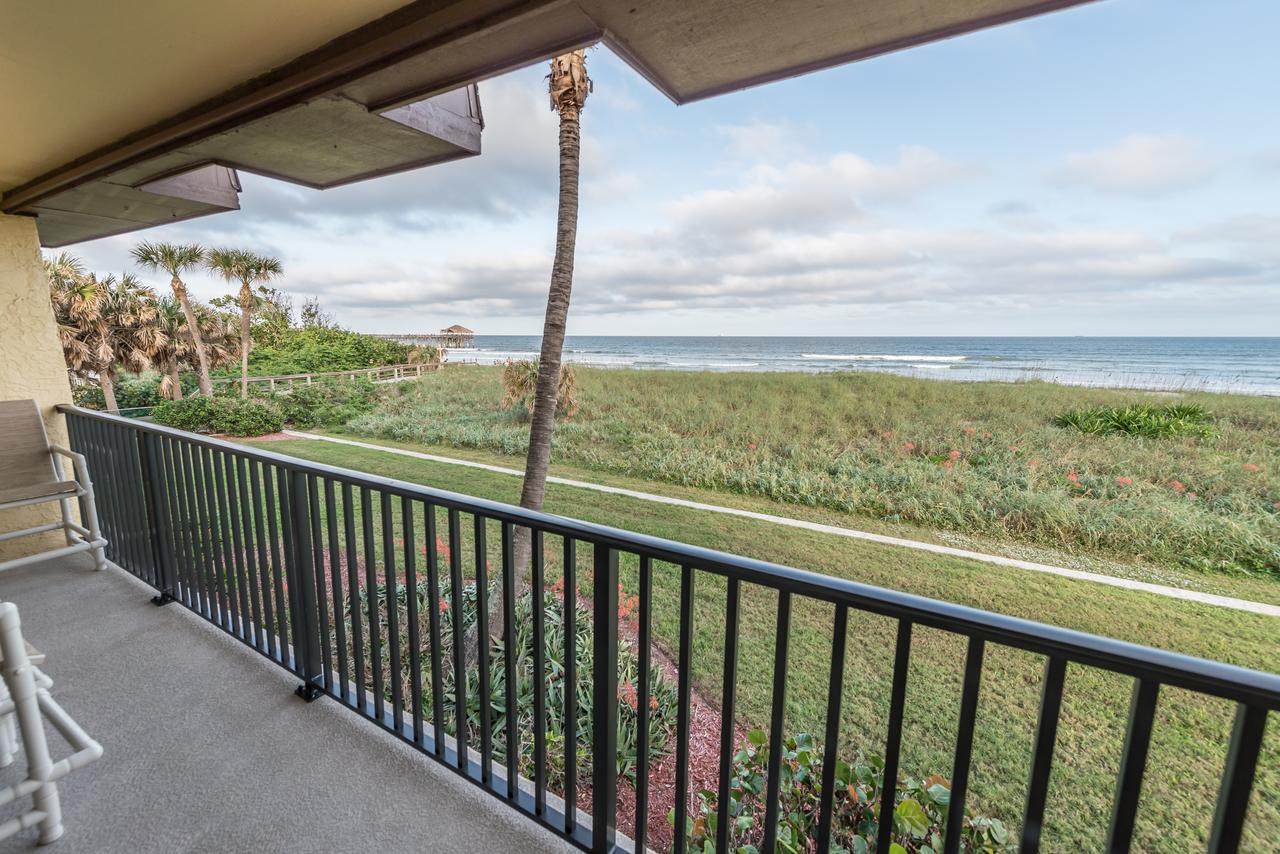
[243,437,1280,853]
[348,367,1280,578]
[1054,402,1217,438]
[152,377,385,436]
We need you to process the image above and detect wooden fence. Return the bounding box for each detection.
[211,362,436,392]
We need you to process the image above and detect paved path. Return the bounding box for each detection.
[282,431,1280,618]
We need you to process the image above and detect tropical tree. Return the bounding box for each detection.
[47,258,160,411]
[206,248,283,397]
[148,296,191,400]
[131,241,213,395]
[470,49,592,661]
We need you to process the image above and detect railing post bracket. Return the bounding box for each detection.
[150,591,176,607]
[295,683,324,703]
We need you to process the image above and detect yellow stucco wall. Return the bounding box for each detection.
[0,213,74,559]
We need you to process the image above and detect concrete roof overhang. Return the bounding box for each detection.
[0,0,1095,247]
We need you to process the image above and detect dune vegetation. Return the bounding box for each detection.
[347,366,1280,579]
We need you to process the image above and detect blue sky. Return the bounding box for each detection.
[70,0,1280,336]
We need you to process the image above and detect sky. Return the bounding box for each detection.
[64,0,1280,337]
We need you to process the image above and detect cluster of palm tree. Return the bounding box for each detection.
[46,241,283,410]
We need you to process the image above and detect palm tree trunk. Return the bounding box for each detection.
[171,277,213,396]
[100,368,119,412]
[166,363,184,400]
[239,282,252,398]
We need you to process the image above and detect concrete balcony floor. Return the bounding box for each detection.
[0,553,575,853]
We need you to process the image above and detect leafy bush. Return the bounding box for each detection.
[500,358,579,418]
[241,327,411,376]
[152,395,283,436]
[152,396,217,432]
[73,373,194,412]
[681,731,1012,854]
[356,580,678,787]
[72,384,106,410]
[273,378,383,428]
[209,398,284,437]
[1054,403,1216,438]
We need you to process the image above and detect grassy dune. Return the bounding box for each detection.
[350,367,1280,579]
[244,437,1280,854]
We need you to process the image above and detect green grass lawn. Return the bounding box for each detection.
[244,436,1280,854]
[349,367,1280,580]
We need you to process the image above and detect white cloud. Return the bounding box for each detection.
[1059,134,1215,197]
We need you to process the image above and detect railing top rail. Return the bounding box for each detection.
[59,404,1280,709]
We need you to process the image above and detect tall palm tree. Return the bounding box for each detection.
[131,241,213,395]
[518,50,591,524]
[148,296,190,400]
[96,273,162,408]
[470,50,592,661]
[206,248,283,397]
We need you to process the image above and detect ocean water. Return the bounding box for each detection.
[442,336,1280,396]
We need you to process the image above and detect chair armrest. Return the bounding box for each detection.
[47,443,91,486]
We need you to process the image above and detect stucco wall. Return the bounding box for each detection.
[0,213,75,559]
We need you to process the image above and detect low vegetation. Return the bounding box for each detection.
[500,357,579,417]
[348,368,1280,578]
[238,326,411,376]
[151,377,384,436]
[1054,403,1217,439]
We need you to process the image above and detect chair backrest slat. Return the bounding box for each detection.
[0,400,56,488]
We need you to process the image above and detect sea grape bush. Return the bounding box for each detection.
[679,731,1013,854]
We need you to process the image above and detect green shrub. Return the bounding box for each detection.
[209,398,284,437]
[152,396,216,432]
[152,395,283,436]
[500,358,579,418]
[239,327,411,376]
[357,579,678,787]
[1054,403,1216,438]
[72,384,106,410]
[274,378,382,428]
[681,731,1012,854]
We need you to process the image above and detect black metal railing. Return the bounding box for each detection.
[60,406,1278,854]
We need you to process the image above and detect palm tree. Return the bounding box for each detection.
[470,50,592,662]
[149,296,190,400]
[518,50,591,525]
[131,241,213,395]
[96,274,162,408]
[206,248,283,397]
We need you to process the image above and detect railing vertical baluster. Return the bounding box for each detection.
[342,484,364,705]
[361,486,384,721]
[562,537,577,834]
[262,462,290,660]
[276,467,298,669]
[381,492,402,729]
[403,499,424,746]
[501,522,519,797]
[227,453,254,639]
[944,636,986,854]
[1208,703,1268,854]
[137,430,175,600]
[105,421,139,571]
[815,604,848,854]
[235,457,264,649]
[288,471,323,698]
[715,577,741,854]
[532,529,547,814]
[591,544,619,852]
[473,516,491,782]
[1021,655,1067,853]
[1105,679,1160,854]
[198,446,229,630]
[215,451,245,639]
[310,477,333,691]
[761,589,792,853]
[634,554,652,852]
[325,479,347,695]
[674,564,697,854]
[158,437,188,605]
[425,506,446,755]
[448,508,467,770]
[876,620,913,854]
[182,442,211,620]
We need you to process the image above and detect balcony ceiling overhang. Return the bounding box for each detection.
[0,0,1094,246]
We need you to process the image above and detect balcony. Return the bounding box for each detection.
[0,406,1274,853]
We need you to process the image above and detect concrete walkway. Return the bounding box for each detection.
[283,431,1280,618]
[0,555,575,853]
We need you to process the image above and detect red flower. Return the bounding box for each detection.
[747,441,758,451]
[1187,491,1198,499]
[902,442,915,451]
[941,459,953,470]
[1168,480,1186,492]
[438,597,448,612]
[1242,463,1259,472]
[1027,459,1038,468]
[618,681,639,711]
[963,427,977,435]
[881,430,895,440]
[1116,476,1133,487]
[949,449,962,460]
[1008,445,1019,453]
[1273,501,1280,511]
[1066,470,1079,484]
